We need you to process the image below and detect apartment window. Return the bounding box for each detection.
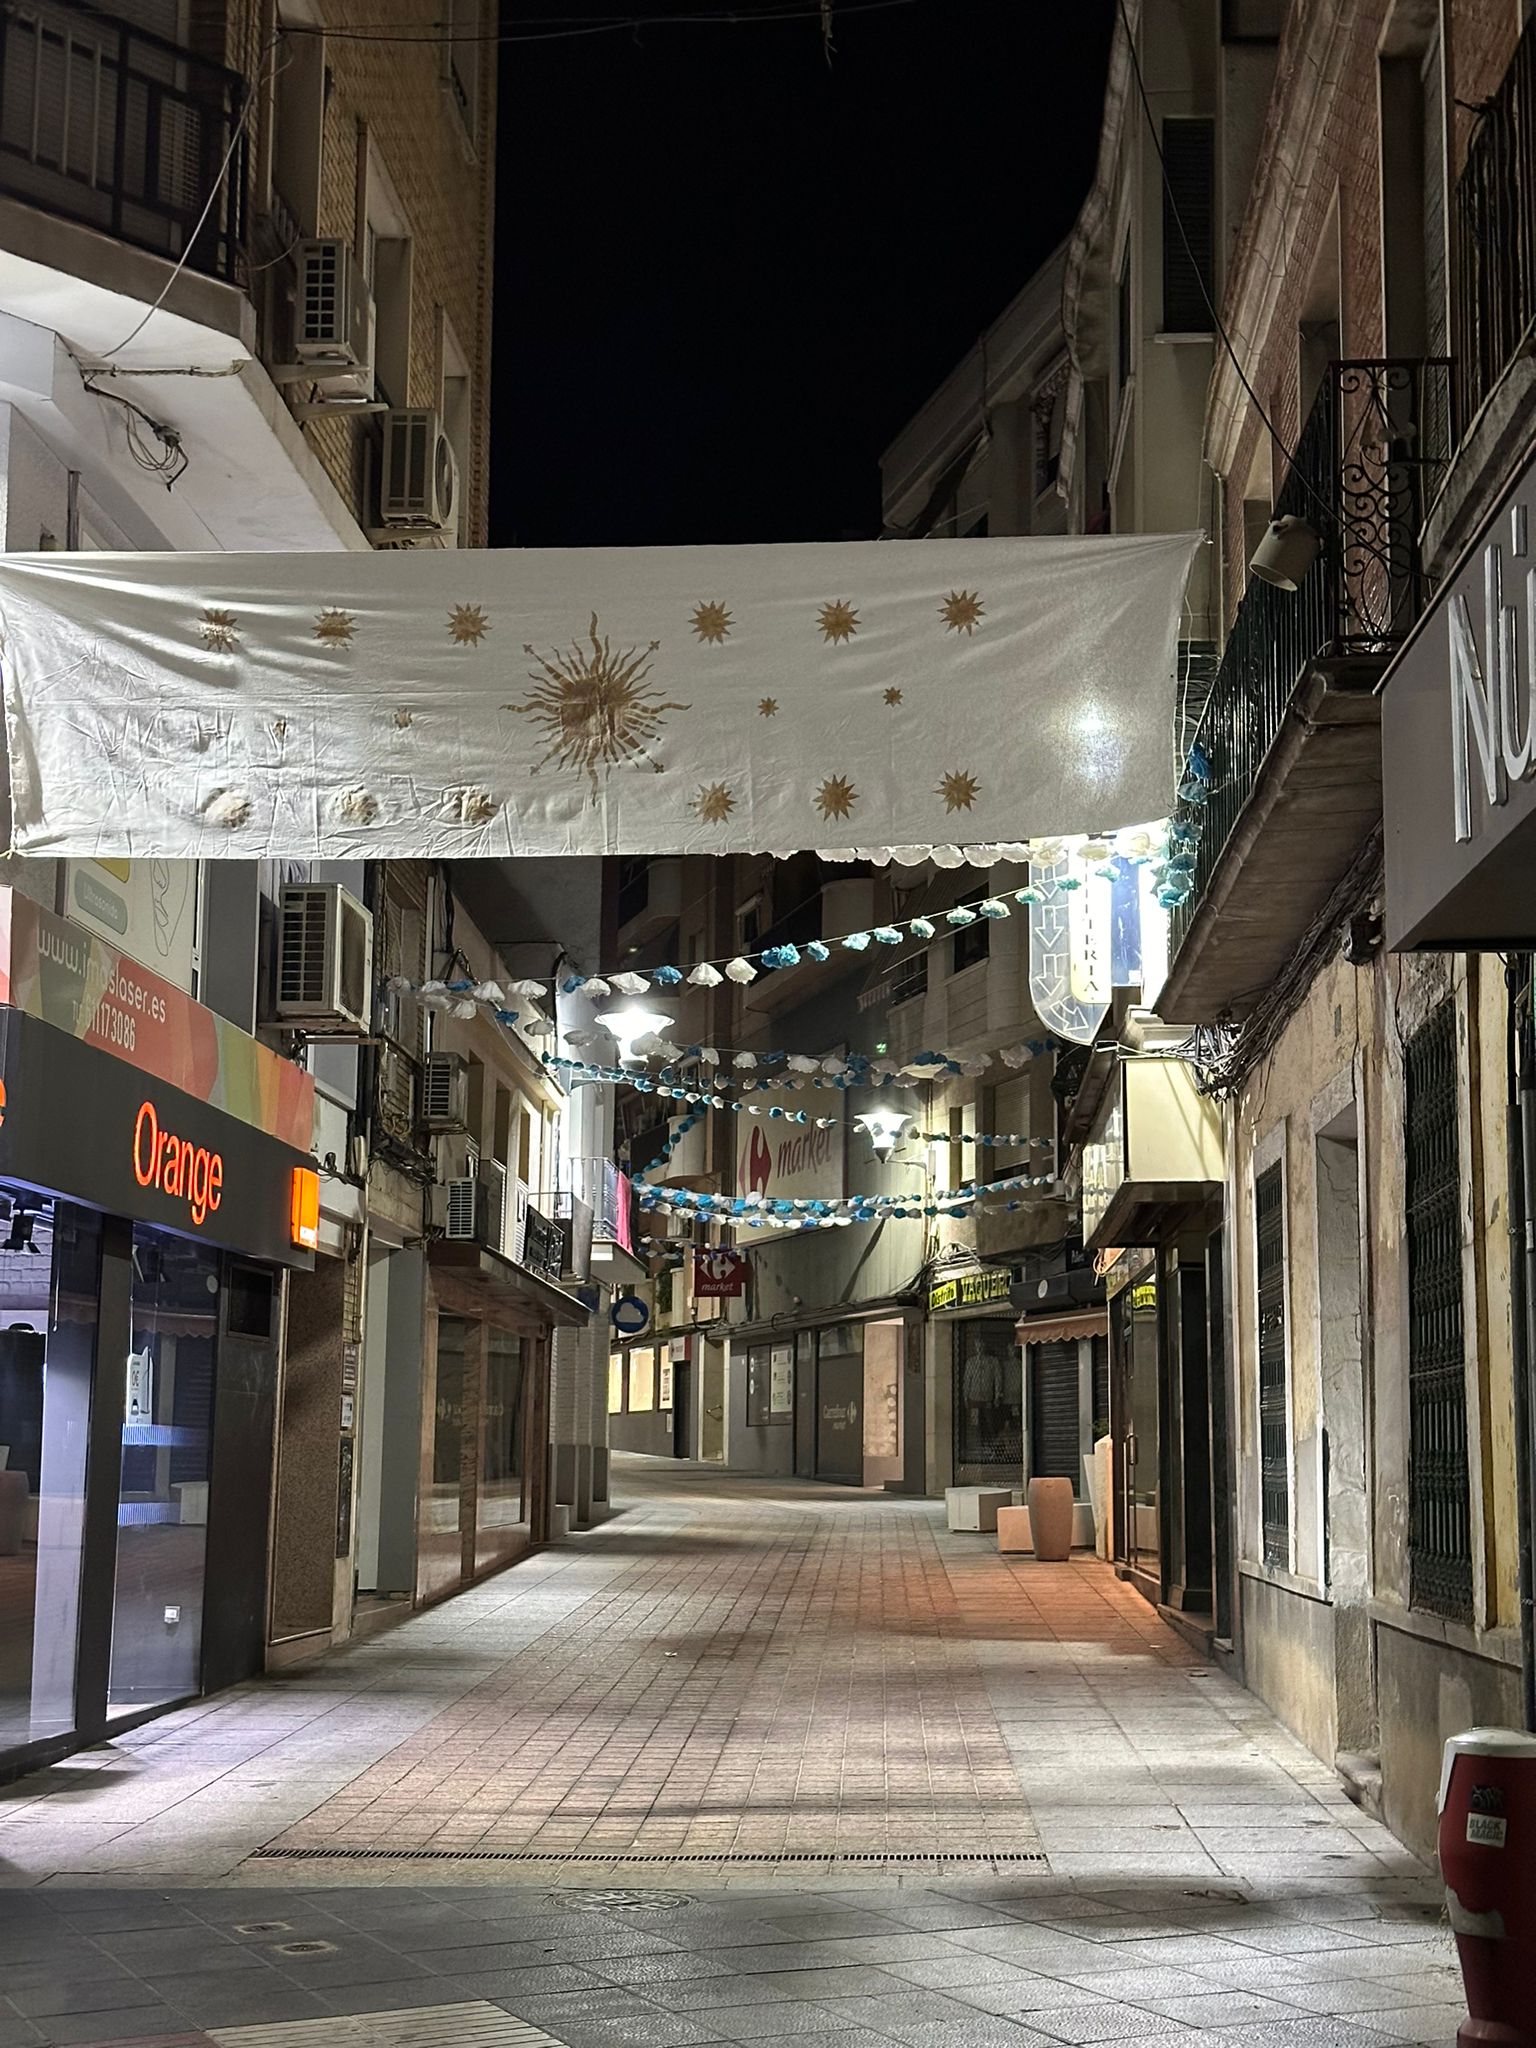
[891,951,928,1006]
[1406,1001,1472,1620]
[272,23,325,236]
[951,890,990,974]
[1255,1162,1289,1568]
[1161,119,1215,333]
[1032,375,1066,499]
[1115,249,1132,399]
[443,0,482,145]
[1222,0,1286,38]
[616,858,650,926]
[367,230,412,408]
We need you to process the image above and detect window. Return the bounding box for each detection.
[442,0,482,145]
[440,317,473,546]
[1161,119,1215,332]
[1255,1162,1289,1568]
[271,24,325,237]
[616,858,650,927]
[954,1319,1023,1480]
[607,1353,625,1415]
[745,1344,793,1427]
[1115,248,1132,399]
[891,951,928,1006]
[1033,374,1066,498]
[951,890,990,974]
[1406,1001,1471,1620]
[629,1348,656,1412]
[1222,0,1287,38]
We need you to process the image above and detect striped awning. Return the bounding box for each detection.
[1014,1307,1109,1346]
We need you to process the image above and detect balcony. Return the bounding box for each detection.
[1159,359,1451,1023]
[743,875,876,1015]
[0,0,246,283]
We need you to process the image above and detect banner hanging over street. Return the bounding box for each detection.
[0,534,1198,859]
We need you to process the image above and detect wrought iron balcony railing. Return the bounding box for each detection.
[0,0,246,284]
[1454,15,1536,429]
[1170,358,1453,953]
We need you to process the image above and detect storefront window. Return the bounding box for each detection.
[608,1352,625,1414]
[432,1315,468,1512]
[629,1347,655,1411]
[480,1329,524,1526]
[953,1318,1023,1482]
[108,1226,218,1718]
[0,1197,100,1751]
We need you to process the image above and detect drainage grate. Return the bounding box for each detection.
[252,1845,1047,1870]
[557,1889,696,1911]
[208,2004,562,2046]
[270,1940,338,1958]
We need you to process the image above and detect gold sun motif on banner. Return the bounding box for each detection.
[759,697,779,718]
[314,608,356,647]
[691,600,733,644]
[940,589,985,635]
[199,608,238,652]
[694,782,736,824]
[818,599,860,644]
[937,768,981,812]
[508,613,688,789]
[448,604,489,645]
[815,774,858,821]
[883,687,903,706]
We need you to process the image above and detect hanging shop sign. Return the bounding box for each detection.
[612,1293,650,1338]
[0,887,314,1151]
[1383,449,1536,948]
[735,1084,846,1219]
[693,1246,749,1298]
[928,1266,1013,1314]
[0,535,1198,860]
[0,1008,314,1266]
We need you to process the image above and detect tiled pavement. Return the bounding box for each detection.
[0,1460,1463,2045]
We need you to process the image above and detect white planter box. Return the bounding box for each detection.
[945,1485,1013,1533]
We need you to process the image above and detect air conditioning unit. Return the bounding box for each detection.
[442,1174,482,1242]
[273,884,373,1034]
[419,1051,468,1132]
[374,408,459,540]
[1029,1268,1104,1313]
[289,239,375,399]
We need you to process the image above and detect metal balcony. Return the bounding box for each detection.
[0,0,246,283]
[1454,15,1536,431]
[1160,359,1452,1023]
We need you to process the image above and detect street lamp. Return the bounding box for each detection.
[856,1108,911,1160]
[595,1003,673,1064]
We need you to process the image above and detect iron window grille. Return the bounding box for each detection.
[1406,1000,1473,1621]
[1255,1162,1290,1568]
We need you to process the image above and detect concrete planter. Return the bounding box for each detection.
[1027,1476,1075,1561]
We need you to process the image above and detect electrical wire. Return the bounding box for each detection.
[284,0,921,46]
[80,379,188,487]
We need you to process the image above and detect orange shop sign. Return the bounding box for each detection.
[132,1097,224,1227]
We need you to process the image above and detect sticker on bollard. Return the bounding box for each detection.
[1439,1727,1536,2047]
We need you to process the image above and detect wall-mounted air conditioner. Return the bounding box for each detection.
[419,1051,469,1132]
[272,884,373,1034]
[372,408,459,541]
[278,239,376,400]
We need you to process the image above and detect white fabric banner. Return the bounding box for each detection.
[0,535,1198,859]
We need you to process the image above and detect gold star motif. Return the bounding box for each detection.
[937,768,981,812]
[940,589,985,635]
[694,781,736,825]
[507,613,688,789]
[883,687,903,706]
[199,607,238,653]
[814,774,858,821]
[817,599,860,644]
[691,600,732,644]
[313,608,355,647]
[448,604,489,645]
[759,697,779,718]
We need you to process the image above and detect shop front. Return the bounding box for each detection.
[0,983,316,1778]
[931,1264,1021,1488]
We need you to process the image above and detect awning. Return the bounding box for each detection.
[427,1240,590,1331]
[1015,1307,1109,1346]
[0,534,1198,860]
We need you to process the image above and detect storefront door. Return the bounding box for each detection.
[1120,1275,1161,1586]
[952,1317,1023,1485]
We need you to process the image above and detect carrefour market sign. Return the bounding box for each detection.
[928,1266,1013,1314]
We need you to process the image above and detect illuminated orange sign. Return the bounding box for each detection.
[290,1166,320,1251]
[132,1098,223,1227]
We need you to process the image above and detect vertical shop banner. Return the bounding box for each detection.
[693,1247,749,1299]
[0,887,313,1151]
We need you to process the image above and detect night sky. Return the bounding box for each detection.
[492,0,1115,549]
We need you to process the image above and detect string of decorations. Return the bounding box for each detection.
[545,1052,1056,1150]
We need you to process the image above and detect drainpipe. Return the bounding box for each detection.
[1507,955,1536,1732]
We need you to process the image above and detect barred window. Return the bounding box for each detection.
[1406,1001,1472,1620]
[1256,1163,1289,1568]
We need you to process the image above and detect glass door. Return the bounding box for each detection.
[1123,1274,1161,1584]
[0,1195,100,1757]
[107,1226,218,1718]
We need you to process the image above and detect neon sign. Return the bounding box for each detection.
[132,1098,223,1227]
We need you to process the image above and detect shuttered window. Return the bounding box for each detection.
[1406,1002,1472,1620]
[1162,119,1215,333]
[1256,1163,1289,1568]
[1029,1340,1081,1484]
[1091,1334,1110,1438]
